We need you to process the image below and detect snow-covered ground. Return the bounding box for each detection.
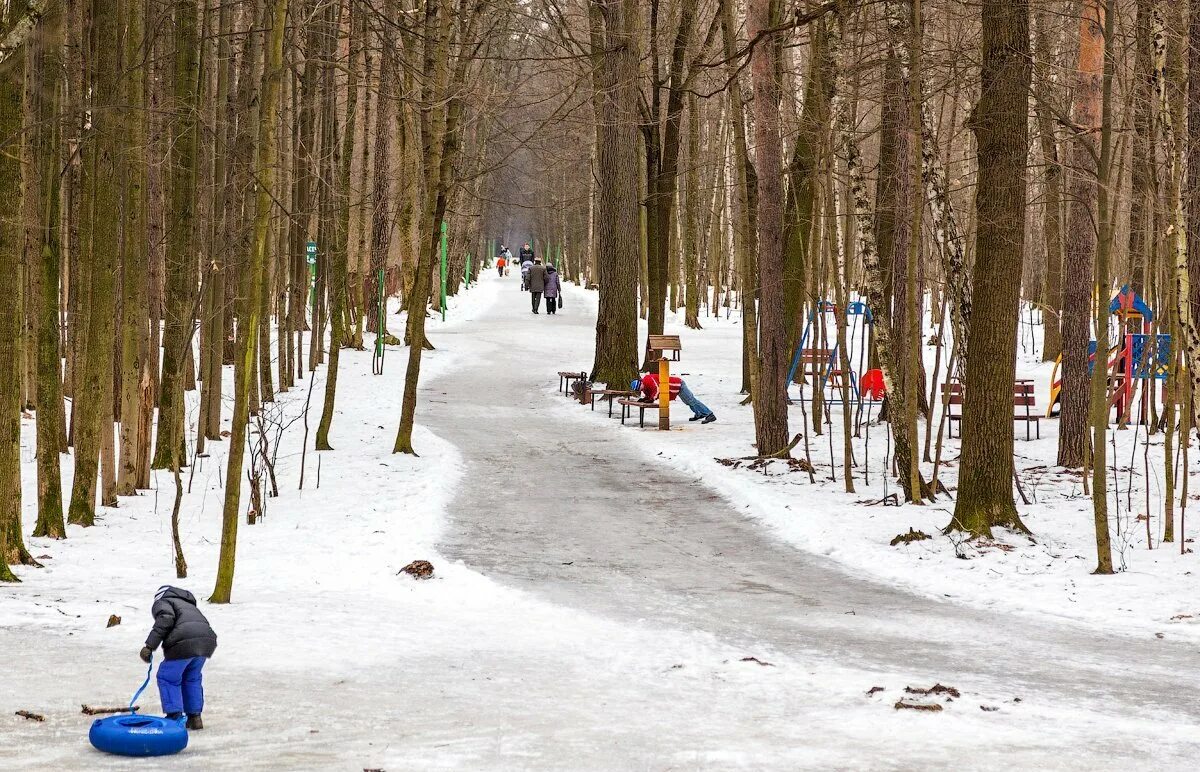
[552,291,1200,644]
[3,270,1198,769]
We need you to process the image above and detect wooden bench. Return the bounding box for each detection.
[941,382,964,438]
[617,398,656,427]
[796,348,848,400]
[591,389,635,417]
[558,370,587,395]
[798,348,835,376]
[1014,382,1041,440]
[646,334,682,362]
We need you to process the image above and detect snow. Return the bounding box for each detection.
[3,270,1199,769]
[551,290,1200,644]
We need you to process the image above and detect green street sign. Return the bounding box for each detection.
[306,241,318,309]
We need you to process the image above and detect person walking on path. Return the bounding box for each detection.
[527,258,548,313]
[139,586,218,730]
[519,242,534,263]
[636,371,716,423]
[520,257,533,290]
[543,265,561,314]
[496,254,506,277]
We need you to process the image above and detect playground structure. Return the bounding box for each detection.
[1047,287,1173,422]
[786,299,880,404]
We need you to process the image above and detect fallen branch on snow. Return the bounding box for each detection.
[81,705,139,716]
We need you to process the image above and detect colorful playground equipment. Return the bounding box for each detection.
[786,300,876,402]
[1047,287,1172,420]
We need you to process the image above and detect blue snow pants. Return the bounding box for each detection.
[157,656,206,716]
[678,380,713,418]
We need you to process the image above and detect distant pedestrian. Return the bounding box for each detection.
[520,257,533,290]
[496,255,506,277]
[527,258,548,313]
[543,265,561,314]
[519,242,534,263]
[140,586,218,730]
[636,371,716,423]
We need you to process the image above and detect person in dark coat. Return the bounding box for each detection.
[543,265,561,314]
[519,243,534,263]
[140,586,218,729]
[526,258,548,313]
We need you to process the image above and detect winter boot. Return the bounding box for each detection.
[702,413,717,424]
[186,714,204,730]
[165,712,183,721]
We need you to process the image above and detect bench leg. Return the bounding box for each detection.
[639,408,645,428]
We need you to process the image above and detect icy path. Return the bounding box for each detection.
[3,273,1197,770]
[430,275,1200,769]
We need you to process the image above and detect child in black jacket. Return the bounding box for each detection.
[140,586,218,729]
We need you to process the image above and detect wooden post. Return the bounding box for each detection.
[659,356,670,430]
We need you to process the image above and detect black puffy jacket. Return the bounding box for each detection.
[145,586,218,661]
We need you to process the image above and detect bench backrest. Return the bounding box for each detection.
[1013,382,1036,413]
[800,349,835,373]
[648,335,682,351]
[941,382,964,405]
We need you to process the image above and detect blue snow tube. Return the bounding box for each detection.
[89,653,188,757]
[89,714,188,757]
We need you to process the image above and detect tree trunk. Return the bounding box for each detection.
[587,0,640,387]
[719,0,758,396]
[1034,8,1065,363]
[210,0,287,604]
[746,0,790,455]
[117,0,150,496]
[316,0,353,450]
[1087,0,1116,574]
[67,0,121,526]
[1,6,30,577]
[1057,0,1103,469]
[949,0,1032,537]
[24,7,67,539]
[152,0,201,471]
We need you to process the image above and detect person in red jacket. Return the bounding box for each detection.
[636,372,716,423]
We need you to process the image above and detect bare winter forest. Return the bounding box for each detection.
[3,0,1200,768]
